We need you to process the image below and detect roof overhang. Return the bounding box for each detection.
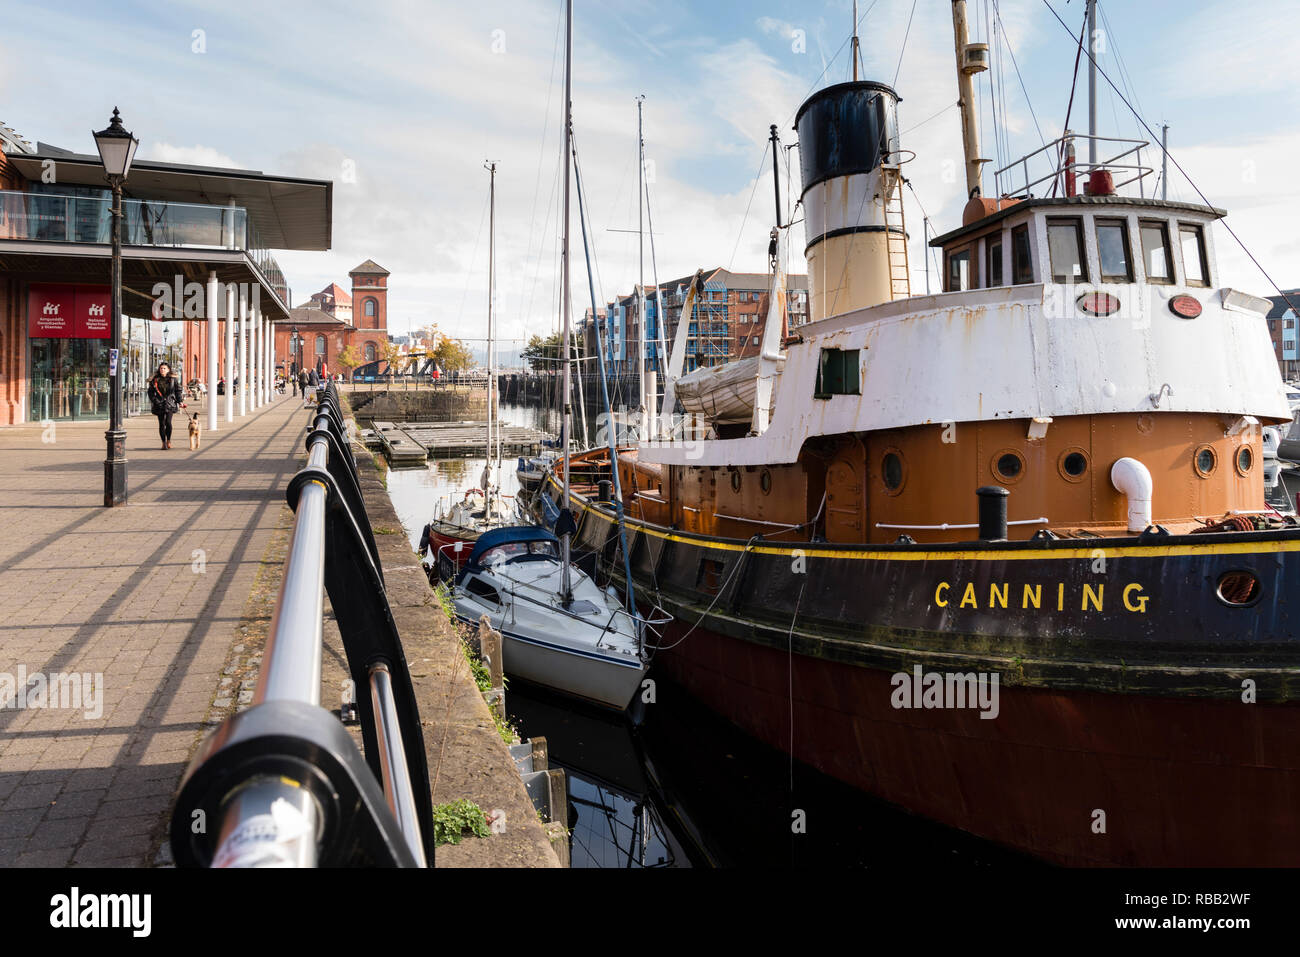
[7,152,332,251]
[0,241,292,320]
[930,195,1227,248]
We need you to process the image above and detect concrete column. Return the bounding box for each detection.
[239,289,248,416]
[250,302,260,410]
[224,284,235,423]
[206,273,219,432]
[252,301,261,409]
[267,318,275,402]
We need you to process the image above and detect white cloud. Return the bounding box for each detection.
[142,143,244,170]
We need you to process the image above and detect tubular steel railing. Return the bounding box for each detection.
[170,381,433,867]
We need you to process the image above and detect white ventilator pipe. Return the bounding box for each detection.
[1110,457,1154,532]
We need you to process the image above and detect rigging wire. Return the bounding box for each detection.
[454,188,491,329]
[1040,0,1300,314]
[518,0,566,338]
[892,0,919,88]
[1049,4,1089,198]
[727,140,770,272]
[991,0,1048,152]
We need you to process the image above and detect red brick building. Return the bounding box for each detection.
[274,260,389,376]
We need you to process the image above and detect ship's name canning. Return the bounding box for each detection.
[933,581,1149,613]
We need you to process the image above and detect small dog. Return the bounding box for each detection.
[188,413,201,451]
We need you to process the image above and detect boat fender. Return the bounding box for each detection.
[1110,457,1154,532]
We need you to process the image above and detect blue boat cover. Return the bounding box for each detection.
[468,525,559,568]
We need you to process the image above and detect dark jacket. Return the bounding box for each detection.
[147,375,182,416]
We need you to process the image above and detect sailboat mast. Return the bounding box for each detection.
[636,94,647,440]
[559,0,574,605]
[484,160,496,490]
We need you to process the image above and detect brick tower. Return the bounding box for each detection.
[349,259,389,335]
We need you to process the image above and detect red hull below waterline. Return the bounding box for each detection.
[655,623,1300,867]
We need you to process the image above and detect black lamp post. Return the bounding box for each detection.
[93,108,138,507]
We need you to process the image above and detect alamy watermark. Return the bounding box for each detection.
[0,666,103,719]
[890,665,1000,719]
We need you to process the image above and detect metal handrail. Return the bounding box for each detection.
[171,380,433,867]
[993,133,1154,199]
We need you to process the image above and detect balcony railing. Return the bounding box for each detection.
[993,134,1155,201]
[0,189,290,306]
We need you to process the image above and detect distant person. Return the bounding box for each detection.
[291,368,299,396]
[146,361,184,450]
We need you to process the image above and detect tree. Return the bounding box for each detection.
[336,344,363,380]
[521,331,584,373]
[433,337,474,373]
[382,340,403,376]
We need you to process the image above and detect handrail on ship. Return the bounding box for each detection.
[169,380,435,867]
[994,133,1154,199]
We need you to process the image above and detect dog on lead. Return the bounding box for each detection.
[188,413,201,451]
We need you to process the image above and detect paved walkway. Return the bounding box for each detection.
[0,392,304,866]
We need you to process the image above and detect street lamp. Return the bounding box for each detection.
[93,107,138,507]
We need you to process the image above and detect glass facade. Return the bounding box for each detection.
[28,338,111,422]
[28,314,184,422]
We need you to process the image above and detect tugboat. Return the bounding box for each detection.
[539,0,1300,865]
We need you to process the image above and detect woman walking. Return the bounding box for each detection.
[147,361,185,449]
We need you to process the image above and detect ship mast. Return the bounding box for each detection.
[482,160,497,500]
[1087,0,1097,166]
[559,0,574,607]
[950,0,988,199]
[636,94,647,441]
[852,0,860,81]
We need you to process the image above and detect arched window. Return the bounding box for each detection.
[364,341,377,362]
[315,335,326,360]
[364,298,377,326]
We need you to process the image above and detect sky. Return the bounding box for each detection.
[3,0,1299,351]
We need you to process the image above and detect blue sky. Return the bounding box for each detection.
[2,0,1298,346]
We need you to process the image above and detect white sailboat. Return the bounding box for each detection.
[420,160,516,574]
[450,0,662,712]
[449,527,648,710]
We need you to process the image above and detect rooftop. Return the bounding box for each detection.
[5,144,332,251]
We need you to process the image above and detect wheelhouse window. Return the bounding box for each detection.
[986,235,1003,287]
[1046,218,1087,283]
[947,248,971,292]
[1011,224,1033,284]
[1140,221,1173,284]
[1179,223,1209,287]
[1095,219,1133,282]
[814,348,860,399]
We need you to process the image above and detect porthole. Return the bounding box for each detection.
[992,448,1026,485]
[1193,445,1217,478]
[730,470,742,492]
[1057,448,1089,483]
[760,469,772,494]
[882,450,905,494]
[1216,570,1261,607]
[1235,446,1254,476]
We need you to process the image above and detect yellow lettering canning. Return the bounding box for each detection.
[1082,583,1104,611]
[934,582,950,607]
[960,583,978,608]
[989,583,1008,608]
[1123,583,1148,613]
